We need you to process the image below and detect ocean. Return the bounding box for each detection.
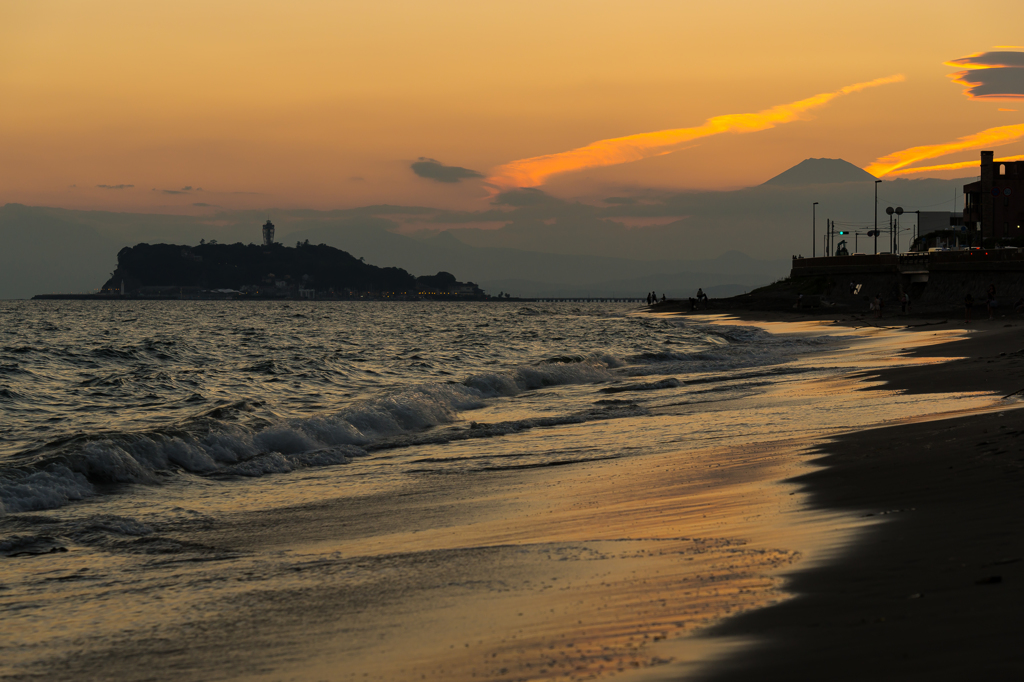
[0,301,999,680]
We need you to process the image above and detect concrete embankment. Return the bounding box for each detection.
[789,250,1024,309]
[648,250,1024,316]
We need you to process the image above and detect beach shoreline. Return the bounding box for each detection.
[680,314,1024,680]
[4,305,1021,681]
[227,315,1024,681]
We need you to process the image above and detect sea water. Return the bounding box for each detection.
[0,301,843,513]
[0,301,999,680]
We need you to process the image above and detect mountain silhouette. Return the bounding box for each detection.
[762,158,878,186]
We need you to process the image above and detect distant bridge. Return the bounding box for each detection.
[509,297,646,303]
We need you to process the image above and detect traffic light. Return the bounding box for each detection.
[838,230,848,235]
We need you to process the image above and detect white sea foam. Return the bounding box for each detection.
[0,358,625,514]
[0,466,95,514]
[464,359,614,397]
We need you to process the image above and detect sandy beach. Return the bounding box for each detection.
[687,317,1024,681]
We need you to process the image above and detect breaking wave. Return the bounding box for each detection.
[0,301,839,517]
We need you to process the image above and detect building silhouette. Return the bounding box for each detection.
[964,151,1024,241]
[262,220,275,246]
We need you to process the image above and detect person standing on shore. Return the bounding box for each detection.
[987,284,997,319]
[965,292,974,323]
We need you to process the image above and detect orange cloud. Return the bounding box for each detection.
[945,49,1024,100]
[486,75,904,190]
[886,155,1024,176]
[864,124,1024,177]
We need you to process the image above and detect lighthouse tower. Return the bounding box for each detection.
[262,219,275,246]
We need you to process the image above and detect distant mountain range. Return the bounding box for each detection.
[1,158,975,299]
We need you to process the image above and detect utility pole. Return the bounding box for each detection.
[812,202,818,257]
[874,180,882,254]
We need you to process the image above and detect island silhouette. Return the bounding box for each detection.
[87,237,485,300]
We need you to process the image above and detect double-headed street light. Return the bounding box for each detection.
[886,206,904,252]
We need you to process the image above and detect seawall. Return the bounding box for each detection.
[790,250,1024,310]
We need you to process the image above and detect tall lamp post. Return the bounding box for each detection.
[886,206,893,252]
[874,179,882,254]
[895,207,903,252]
[812,202,818,257]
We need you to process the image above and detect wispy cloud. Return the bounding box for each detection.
[411,158,484,183]
[491,188,562,206]
[864,123,1024,177]
[152,185,202,195]
[886,154,1024,177]
[97,184,134,190]
[946,49,1024,100]
[485,75,904,191]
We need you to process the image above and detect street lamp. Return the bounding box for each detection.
[886,206,904,252]
[874,179,882,254]
[895,206,903,251]
[812,202,818,257]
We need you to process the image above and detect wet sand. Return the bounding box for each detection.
[216,319,1023,681]
[683,316,1024,681]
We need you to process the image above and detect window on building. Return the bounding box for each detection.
[1000,164,1006,175]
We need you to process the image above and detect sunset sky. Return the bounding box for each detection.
[4,0,1024,214]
